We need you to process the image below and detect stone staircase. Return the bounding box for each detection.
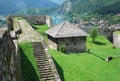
[32,42,56,81]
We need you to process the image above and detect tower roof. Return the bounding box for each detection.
[45,21,88,38]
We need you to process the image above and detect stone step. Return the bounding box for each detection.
[41,75,54,78]
[37,62,50,65]
[37,58,48,60]
[38,69,52,73]
[34,55,45,57]
[35,57,47,59]
[40,70,52,73]
[35,57,48,59]
[39,66,50,68]
[36,60,49,63]
[32,42,56,81]
[37,62,50,64]
[41,72,53,75]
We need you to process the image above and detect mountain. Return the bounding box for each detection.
[0,0,58,15]
[93,1,120,15]
[58,0,120,14]
[56,0,120,21]
[50,0,66,5]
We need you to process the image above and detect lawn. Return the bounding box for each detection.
[33,24,120,81]
[50,49,120,81]
[19,42,41,81]
[87,36,120,59]
[50,36,120,81]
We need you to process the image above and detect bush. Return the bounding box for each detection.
[59,45,67,53]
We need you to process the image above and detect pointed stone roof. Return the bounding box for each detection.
[45,21,88,38]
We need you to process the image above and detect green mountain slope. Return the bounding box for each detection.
[93,1,120,15]
[69,0,119,14]
[0,0,58,15]
[56,0,120,21]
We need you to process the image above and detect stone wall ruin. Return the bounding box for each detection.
[24,15,53,28]
[113,33,120,48]
[0,29,21,81]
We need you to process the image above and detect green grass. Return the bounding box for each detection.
[50,49,120,81]
[32,24,120,81]
[16,17,23,20]
[19,42,41,81]
[32,25,49,41]
[50,36,120,81]
[87,36,120,59]
[114,31,120,34]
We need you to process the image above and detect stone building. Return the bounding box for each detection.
[45,21,88,53]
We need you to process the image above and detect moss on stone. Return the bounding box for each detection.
[114,31,120,34]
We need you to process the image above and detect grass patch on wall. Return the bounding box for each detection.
[32,24,49,41]
[16,17,23,20]
[114,31,120,34]
[19,42,41,81]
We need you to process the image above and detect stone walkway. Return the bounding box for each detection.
[18,19,40,42]
[17,19,61,81]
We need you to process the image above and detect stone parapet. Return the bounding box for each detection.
[113,32,120,48]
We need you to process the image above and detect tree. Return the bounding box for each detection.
[90,27,98,43]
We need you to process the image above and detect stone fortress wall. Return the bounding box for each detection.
[0,15,61,81]
[24,15,53,28]
[0,29,21,81]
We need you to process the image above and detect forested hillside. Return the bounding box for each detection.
[56,0,120,22]
[0,0,58,15]
[93,1,120,15]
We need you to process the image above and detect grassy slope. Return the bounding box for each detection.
[32,25,49,41]
[87,36,120,59]
[50,36,120,81]
[19,42,41,81]
[33,24,120,81]
[50,50,120,81]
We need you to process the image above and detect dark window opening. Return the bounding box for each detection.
[71,37,74,43]
[66,43,68,46]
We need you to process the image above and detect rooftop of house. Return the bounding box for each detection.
[45,21,88,38]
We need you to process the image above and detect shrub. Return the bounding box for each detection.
[59,45,67,53]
